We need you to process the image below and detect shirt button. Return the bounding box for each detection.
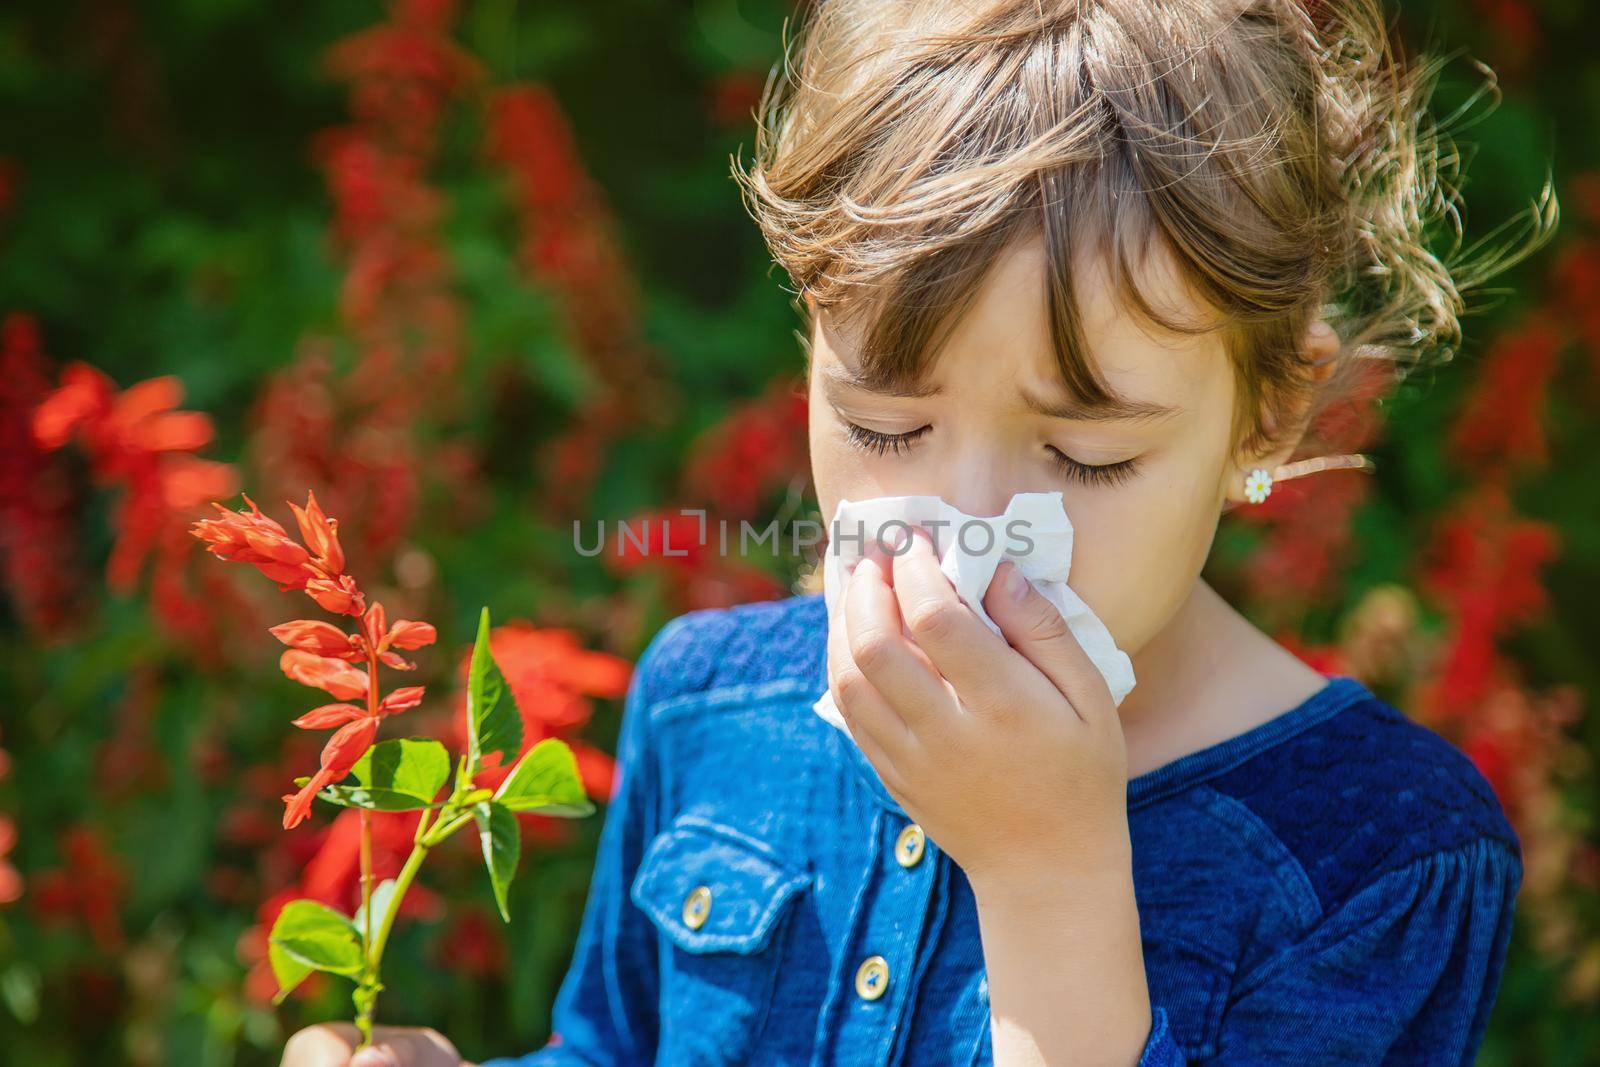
[682,885,712,930]
[894,822,926,868]
[855,954,890,1001]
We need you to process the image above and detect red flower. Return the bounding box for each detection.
[289,491,347,580]
[682,377,811,519]
[191,491,366,615]
[380,686,426,715]
[272,611,435,829]
[280,649,371,701]
[31,361,116,450]
[0,817,21,906]
[386,618,437,649]
[1450,314,1562,476]
[433,904,506,977]
[281,716,382,830]
[359,601,437,669]
[31,360,244,642]
[271,619,363,660]
[0,313,83,636]
[291,703,367,729]
[29,826,126,954]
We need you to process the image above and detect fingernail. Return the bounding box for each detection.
[1002,562,1030,601]
[883,525,909,553]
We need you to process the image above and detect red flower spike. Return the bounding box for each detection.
[291,703,367,729]
[280,649,370,701]
[270,619,361,660]
[194,492,366,614]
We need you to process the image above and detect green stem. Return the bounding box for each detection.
[351,800,482,1049]
[423,809,475,847]
[350,732,485,1048]
[353,644,384,1049]
[369,831,429,969]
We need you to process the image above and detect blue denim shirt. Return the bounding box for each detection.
[482,592,1522,1066]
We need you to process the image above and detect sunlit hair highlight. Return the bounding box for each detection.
[731,0,1558,462]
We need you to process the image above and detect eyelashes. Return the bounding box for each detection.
[1044,445,1141,488]
[843,421,931,456]
[842,422,1142,488]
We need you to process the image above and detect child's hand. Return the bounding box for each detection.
[826,525,1133,900]
[280,1023,475,1067]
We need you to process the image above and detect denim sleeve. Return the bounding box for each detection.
[478,618,684,1067]
[1135,836,1521,1066]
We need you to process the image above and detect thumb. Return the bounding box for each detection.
[982,560,1112,724]
[350,1046,402,1067]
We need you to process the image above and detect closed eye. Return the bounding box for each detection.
[1046,445,1141,488]
[843,422,931,456]
[843,422,1141,489]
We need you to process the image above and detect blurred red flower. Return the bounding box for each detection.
[30,825,126,956]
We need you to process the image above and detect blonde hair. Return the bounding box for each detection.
[731,0,1558,463]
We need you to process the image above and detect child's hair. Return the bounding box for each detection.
[731,0,1558,465]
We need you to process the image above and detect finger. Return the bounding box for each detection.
[829,559,917,775]
[403,1027,462,1067]
[836,673,914,802]
[345,1027,459,1067]
[981,560,1115,726]
[845,549,953,734]
[282,1023,358,1066]
[351,1045,401,1067]
[890,528,1053,720]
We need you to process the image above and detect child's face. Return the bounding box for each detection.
[808,232,1318,658]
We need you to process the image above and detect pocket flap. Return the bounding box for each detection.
[630,817,809,955]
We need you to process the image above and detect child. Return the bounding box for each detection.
[285,0,1555,1063]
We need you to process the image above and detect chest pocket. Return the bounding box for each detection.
[629,814,810,1065]
[1142,935,1235,1060]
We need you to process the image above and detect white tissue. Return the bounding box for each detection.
[812,491,1136,738]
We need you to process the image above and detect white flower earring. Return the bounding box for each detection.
[1243,468,1274,504]
[1241,454,1376,506]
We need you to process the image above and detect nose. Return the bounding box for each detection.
[937,449,1028,519]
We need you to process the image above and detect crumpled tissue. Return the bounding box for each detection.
[812,491,1136,739]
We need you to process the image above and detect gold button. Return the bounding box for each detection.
[854,955,890,1001]
[682,885,712,930]
[894,823,926,868]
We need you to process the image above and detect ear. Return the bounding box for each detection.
[1222,319,1340,507]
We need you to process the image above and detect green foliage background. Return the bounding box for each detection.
[0,1,1595,1064]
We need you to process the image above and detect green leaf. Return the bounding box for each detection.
[467,607,523,771]
[268,900,364,1000]
[494,738,596,817]
[268,943,314,1006]
[296,737,452,811]
[474,801,520,923]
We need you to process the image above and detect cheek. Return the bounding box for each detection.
[807,377,840,507]
[807,397,888,506]
[1061,463,1225,655]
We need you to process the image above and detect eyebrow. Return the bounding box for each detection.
[820,361,1182,424]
